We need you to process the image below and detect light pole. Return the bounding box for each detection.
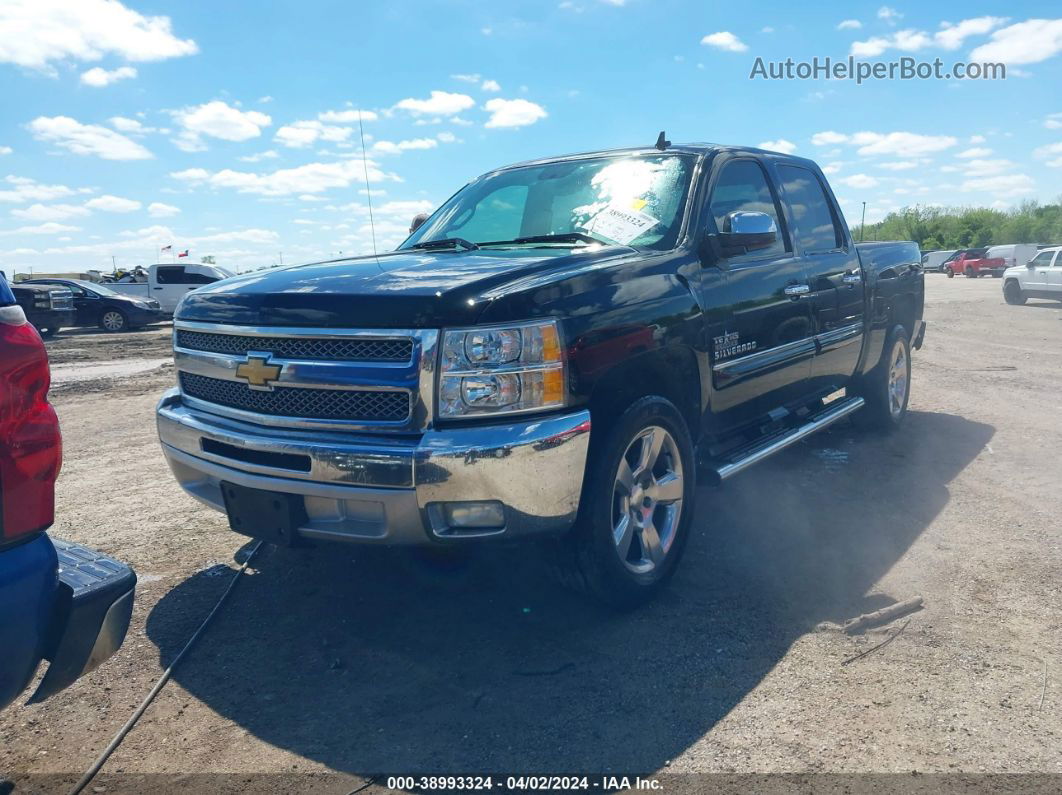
[860,202,867,242]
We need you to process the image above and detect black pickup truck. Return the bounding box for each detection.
[11,283,75,338]
[157,141,925,606]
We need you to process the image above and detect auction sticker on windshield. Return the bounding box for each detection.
[583,205,660,245]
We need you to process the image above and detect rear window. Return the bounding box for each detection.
[777,165,843,253]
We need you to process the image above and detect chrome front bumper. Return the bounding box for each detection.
[156,388,591,545]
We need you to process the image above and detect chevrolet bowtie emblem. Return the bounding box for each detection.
[235,355,282,389]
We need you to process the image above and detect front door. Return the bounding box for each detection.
[699,157,814,431]
[775,164,865,394]
[1024,250,1053,295]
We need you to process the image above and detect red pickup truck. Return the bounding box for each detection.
[944,247,1007,278]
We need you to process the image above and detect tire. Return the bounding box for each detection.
[946,268,955,279]
[37,326,56,339]
[965,267,977,279]
[544,395,696,608]
[992,271,1003,278]
[100,309,127,332]
[849,325,911,431]
[1003,280,1026,306]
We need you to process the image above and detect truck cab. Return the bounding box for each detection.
[106,263,235,314]
[156,142,924,606]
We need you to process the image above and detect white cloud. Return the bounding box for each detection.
[837,20,862,30]
[108,116,150,133]
[957,147,992,158]
[877,6,902,23]
[483,98,548,128]
[372,138,439,155]
[170,159,400,197]
[0,0,197,71]
[0,222,81,236]
[757,139,796,154]
[957,158,1013,176]
[394,91,475,116]
[829,131,957,157]
[11,202,90,221]
[838,174,879,189]
[80,65,137,87]
[970,19,1062,65]
[969,134,987,143]
[821,162,843,175]
[84,194,140,212]
[0,146,11,155]
[1043,113,1062,130]
[934,16,1008,49]
[258,95,273,104]
[481,79,501,92]
[851,29,932,57]
[700,31,747,52]
[274,120,352,148]
[451,73,481,84]
[1034,142,1062,167]
[811,131,849,146]
[171,101,271,151]
[238,150,279,163]
[148,201,180,217]
[0,176,81,203]
[437,131,457,143]
[961,174,1034,196]
[317,109,378,123]
[27,115,153,160]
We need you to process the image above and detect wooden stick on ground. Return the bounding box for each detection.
[843,597,924,635]
[842,619,911,666]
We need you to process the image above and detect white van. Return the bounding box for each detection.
[921,250,957,273]
[987,244,1039,270]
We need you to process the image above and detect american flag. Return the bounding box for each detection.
[161,245,172,252]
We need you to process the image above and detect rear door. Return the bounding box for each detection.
[699,156,814,428]
[775,164,864,394]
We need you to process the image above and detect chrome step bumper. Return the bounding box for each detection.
[156,389,591,545]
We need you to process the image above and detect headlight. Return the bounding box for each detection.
[438,319,565,418]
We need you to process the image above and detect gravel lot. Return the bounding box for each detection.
[2,275,1060,792]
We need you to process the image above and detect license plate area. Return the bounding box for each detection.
[221,481,306,545]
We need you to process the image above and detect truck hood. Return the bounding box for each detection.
[176,245,636,328]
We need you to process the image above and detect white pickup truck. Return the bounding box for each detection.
[106,263,235,314]
[1003,246,1062,305]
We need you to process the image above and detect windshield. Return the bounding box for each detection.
[75,279,117,296]
[401,154,697,252]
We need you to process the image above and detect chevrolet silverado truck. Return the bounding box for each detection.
[10,282,75,338]
[0,273,136,709]
[157,142,925,606]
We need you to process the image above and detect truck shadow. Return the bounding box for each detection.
[146,410,992,774]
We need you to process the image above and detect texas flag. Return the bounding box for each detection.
[177,250,189,258]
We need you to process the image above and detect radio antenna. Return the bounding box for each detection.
[357,109,381,266]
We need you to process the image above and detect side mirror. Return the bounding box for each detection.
[1027,260,1037,268]
[409,213,429,235]
[718,211,778,255]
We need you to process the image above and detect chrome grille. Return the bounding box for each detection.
[180,373,411,422]
[176,330,413,362]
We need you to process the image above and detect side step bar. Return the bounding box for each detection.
[704,396,865,484]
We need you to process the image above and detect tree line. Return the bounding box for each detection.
[858,200,1062,251]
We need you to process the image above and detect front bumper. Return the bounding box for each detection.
[125,305,164,325]
[28,308,74,330]
[157,388,592,545]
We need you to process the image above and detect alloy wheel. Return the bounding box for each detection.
[887,341,908,418]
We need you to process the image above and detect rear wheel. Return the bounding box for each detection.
[1003,280,1026,305]
[965,267,977,279]
[849,325,911,431]
[100,309,127,332]
[544,395,695,608]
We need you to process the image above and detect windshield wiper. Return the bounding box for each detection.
[410,237,480,251]
[479,233,606,247]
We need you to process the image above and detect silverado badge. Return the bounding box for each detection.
[235,355,282,390]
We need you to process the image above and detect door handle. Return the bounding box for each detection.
[784,284,810,297]
[842,272,862,284]
[153,287,163,290]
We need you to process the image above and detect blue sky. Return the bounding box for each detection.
[1,0,1060,275]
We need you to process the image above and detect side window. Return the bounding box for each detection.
[777,165,843,254]
[181,272,220,284]
[1049,252,1062,267]
[1029,252,1053,267]
[155,266,186,285]
[707,159,786,257]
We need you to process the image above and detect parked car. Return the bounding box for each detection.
[156,141,925,606]
[0,273,135,709]
[1002,245,1062,305]
[23,278,163,332]
[986,243,1039,272]
[921,249,956,273]
[944,247,1007,278]
[105,263,235,315]
[10,283,75,338]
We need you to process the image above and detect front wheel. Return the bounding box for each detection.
[946,268,955,279]
[100,309,127,332]
[849,325,911,431]
[544,395,695,608]
[1003,280,1026,305]
[36,326,56,339]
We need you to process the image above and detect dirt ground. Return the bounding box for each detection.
[2,276,1060,792]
